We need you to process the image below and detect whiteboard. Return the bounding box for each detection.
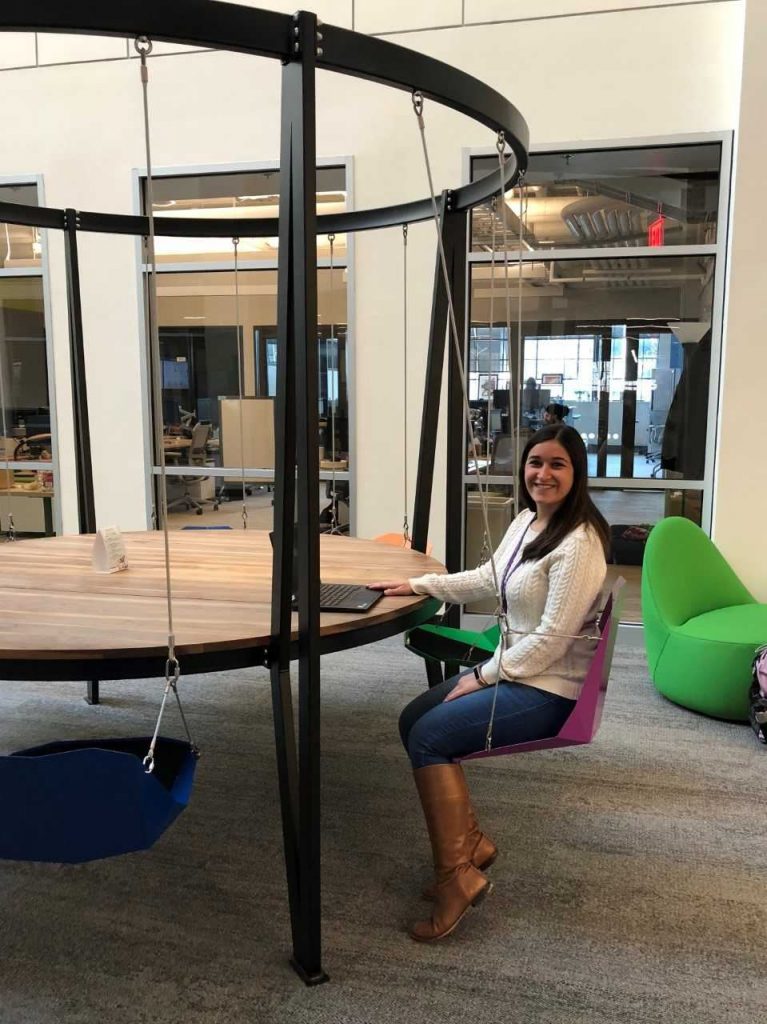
[219,397,275,471]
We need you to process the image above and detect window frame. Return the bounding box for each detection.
[0,173,61,536]
[132,156,356,533]
[460,132,733,629]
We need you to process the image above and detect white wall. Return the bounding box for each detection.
[712,0,767,597]
[0,1,746,568]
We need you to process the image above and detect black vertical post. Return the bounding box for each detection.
[64,211,101,706]
[63,211,96,535]
[270,58,301,958]
[620,332,638,478]
[270,9,327,987]
[443,207,468,627]
[596,332,611,478]
[412,193,449,554]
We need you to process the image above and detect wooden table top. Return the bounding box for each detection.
[0,531,445,675]
[162,435,192,450]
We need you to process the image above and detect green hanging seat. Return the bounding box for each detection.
[405,621,500,686]
[641,516,767,721]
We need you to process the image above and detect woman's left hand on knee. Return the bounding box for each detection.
[443,671,486,702]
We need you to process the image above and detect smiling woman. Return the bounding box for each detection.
[369,424,610,942]
[523,438,574,523]
[516,424,610,562]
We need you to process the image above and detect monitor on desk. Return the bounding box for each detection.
[24,413,51,435]
[521,386,551,413]
[162,359,190,390]
[196,397,214,424]
[492,389,509,411]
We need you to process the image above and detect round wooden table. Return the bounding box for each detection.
[0,530,444,680]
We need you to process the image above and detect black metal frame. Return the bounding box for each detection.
[63,210,101,705]
[0,1,528,984]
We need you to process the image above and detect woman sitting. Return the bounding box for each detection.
[371,424,610,942]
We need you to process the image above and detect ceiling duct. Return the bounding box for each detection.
[561,197,648,246]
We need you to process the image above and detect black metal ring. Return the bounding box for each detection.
[133,35,152,56]
[0,0,529,236]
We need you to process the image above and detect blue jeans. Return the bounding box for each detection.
[399,670,575,768]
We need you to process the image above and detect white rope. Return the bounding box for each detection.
[413,97,593,749]
[135,36,196,770]
[327,233,341,534]
[514,157,527,499]
[496,137,522,516]
[232,237,248,528]
[411,91,503,610]
[402,224,410,545]
[478,197,499,564]
[479,141,527,749]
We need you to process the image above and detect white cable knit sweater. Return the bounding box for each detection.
[409,508,607,700]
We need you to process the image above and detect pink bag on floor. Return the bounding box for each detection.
[748,644,767,745]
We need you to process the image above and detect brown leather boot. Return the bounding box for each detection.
[421,806,497,900]
[409,764,492,942]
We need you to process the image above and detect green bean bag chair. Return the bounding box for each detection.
[642,517,767,721]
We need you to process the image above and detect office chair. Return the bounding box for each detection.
[167,422,212,516]
[13,433,52,461]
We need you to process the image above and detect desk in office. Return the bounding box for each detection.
[0,530,442,678]
[0,530,442,978]
[162,435,192,452]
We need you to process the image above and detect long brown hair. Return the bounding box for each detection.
[517,424,610,561]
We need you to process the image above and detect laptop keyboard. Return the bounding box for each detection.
[319,583,367,608]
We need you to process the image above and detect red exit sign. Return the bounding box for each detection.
[648,213,665,247]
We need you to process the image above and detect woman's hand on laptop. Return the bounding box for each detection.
[367,580,414,596]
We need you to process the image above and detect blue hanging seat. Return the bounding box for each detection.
[0,736,197,864]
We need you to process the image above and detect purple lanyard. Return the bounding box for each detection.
[499,521,533,614]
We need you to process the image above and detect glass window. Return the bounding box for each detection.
[0,275,55,536]
[591,487,703,624]
[471,143,721,252]
[143,166,347,264]
[463,482,515,616]
[153,266,348,525]
[143,165,350,528]
[462,484,703,623]
[0,183,43,271]
[465,140,724,628]
[156,267,348,457]
[468,255,714,480]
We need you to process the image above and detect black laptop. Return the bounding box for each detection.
[269,533,384,613]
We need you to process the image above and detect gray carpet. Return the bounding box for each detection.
[0,636,765,1024]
